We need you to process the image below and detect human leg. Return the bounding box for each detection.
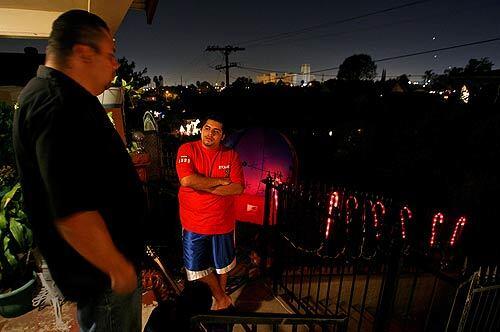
[183,230,236,310]
[199,272,232,310]
[212,231,236,299]
[218,272,228,293]
[183,231,229,309]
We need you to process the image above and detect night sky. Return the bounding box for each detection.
[1,0,499,85]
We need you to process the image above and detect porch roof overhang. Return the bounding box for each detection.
[0,0,159,38]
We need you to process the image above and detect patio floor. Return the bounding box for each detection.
[0,261,292,331]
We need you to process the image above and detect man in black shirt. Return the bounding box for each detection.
[12,10,145,332]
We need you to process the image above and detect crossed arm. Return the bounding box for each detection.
[180,173,244,196]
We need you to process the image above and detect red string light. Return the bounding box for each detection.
[268,178,281,226]
[430,212,444,247]
[325,191,340,239]
[449,216,467,247]
[345,195,358,224]
[400,206,413,240]
[269,186,279,225]
[372,201,386,239]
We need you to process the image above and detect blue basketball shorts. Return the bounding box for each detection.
[182,230,236,281]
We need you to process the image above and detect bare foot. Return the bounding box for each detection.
[213,294,233,310]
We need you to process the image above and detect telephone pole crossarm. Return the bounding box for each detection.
[205,45,245,86]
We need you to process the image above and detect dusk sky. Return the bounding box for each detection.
[1,0,499,85]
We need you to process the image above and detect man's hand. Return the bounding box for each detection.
[54,211,139,295]
[180,174,230,190]
[206,182,244,196]
[218,178,231,186]
[109,259,137,294]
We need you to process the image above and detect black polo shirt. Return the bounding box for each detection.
[13,66,146,301]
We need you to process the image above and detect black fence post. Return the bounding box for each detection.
[374,244,403,331]
[261,174,274,277]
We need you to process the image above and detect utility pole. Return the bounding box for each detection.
[205,45,245,87]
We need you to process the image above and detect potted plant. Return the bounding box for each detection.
[0,181,36,318]
[0,102,36,317]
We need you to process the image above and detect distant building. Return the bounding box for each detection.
[299,64,311,85]
[256,72,294,85]
[255,64,315,86]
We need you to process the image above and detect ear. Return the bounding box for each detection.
[221,133,226,141]
[72,44,95,64]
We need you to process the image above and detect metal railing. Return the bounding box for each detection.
[191,312,348,332]
[446,265,500,331]
[262,177,472,331]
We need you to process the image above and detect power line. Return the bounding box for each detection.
[236,0,431,48]
[249,1,497,49]
[239,1,500,50]
[206,45,245,86]
[242,65,422,78]
[237,36,500,76]
[238,65,291,74]
[312,36,500,74]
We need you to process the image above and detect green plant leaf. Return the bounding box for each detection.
[0,183,21,211]
[16,209,26,220]
[25,227,33,248]
[0,210,7,230]
[3,237,18,268]
[9,218,24,248]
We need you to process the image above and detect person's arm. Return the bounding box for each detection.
[34,106,136,294]
[54,211,136,294]
[204,182,244,196]
[203,150,245,196]
[176,144,230,190]
[180,174,230,190]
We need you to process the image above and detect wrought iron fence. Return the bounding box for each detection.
[263,177,473,331]
[446,265,500,331]
[191,312,348,332]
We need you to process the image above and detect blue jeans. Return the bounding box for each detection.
[77,285,141,332]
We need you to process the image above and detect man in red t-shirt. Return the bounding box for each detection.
[176,114,244,310]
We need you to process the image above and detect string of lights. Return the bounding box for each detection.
[449,216,467,247]
[430,212,444,247]
[325,191,340,239]
[400,206,413,240]
[372,201,385,240]
[268,185,470,259]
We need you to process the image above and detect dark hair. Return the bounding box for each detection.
[47,10,109,63]
[203,113,227,131]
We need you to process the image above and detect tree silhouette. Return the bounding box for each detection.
[196,81,215,94]
[444,66,464,77]
[231,76,253,90]
[464,57,493,74]
[424,70,438,83]
[115,57,151,90]
[337,54,377,81]
[426,57,496,102]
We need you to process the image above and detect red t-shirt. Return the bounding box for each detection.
[176,140,245,234]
